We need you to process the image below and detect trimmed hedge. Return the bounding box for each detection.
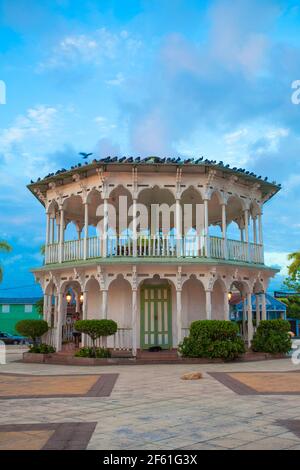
[252,319,292,354]
[15,319,48,345]
[29,343,55,354]
[74,319,117,357]
[75,347,111,358]
[179,320,245,360]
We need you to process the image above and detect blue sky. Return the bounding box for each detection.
[0,0,300,297]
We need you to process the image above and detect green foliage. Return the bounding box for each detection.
[252,319,292,354]
[16,319,48,345]
[179,320,245,360]
[0,240,12,283]
[74,319,117,338]
[35,298,44,316]
[278,296,300,320]
[74,319,117,357]
[74,347,111,358]
[29,343,55,354]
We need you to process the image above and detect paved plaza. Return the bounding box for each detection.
[1,349,300,450]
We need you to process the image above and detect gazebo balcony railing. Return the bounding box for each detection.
[44,235,264,265]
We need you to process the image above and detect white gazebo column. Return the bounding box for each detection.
[242,296,247,338]
[258,212,263,245]
[224,291,230,320]
[221,203,228,259]
[244,209,250,262]
[51,217,55,244]
[255,293,260,327]
[43,293,49,323]
[83,201,89,260]
[102,289,108,319]
[257,211,264,263]
[132,198,137,257]
[204,198,210,257]
[261,292,267,320]
[58,208,65,263]
[205,290,212,319]
[81,290,88,346]
[45,211,50,246]
[176,287,182,345]
[253,216,257,244]
[175,198,181,257]
[103,197,108,257]
[247,292,253,348]
[131,286,137,356]
[55,292,64,351]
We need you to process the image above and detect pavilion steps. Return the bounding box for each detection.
[136,349,180,363]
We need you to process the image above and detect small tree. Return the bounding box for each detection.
[15,319,48,345]
[74,319,117,357]
[252,319,292,354]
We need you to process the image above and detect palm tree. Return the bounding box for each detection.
[0,240,12,283]
[287,251,300,279]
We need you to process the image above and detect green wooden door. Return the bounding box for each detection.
[140,285,172,349]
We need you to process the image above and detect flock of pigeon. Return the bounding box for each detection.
[29,153,280,188]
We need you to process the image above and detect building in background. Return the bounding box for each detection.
[0,298,41,334]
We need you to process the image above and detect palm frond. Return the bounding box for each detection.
[0,241,12,253]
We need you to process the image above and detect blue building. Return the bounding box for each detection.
[230,293,287,322]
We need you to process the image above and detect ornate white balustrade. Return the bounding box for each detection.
[44,235,264,265]
[85,328,132,351]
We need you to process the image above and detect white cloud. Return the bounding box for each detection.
[38,28,142,70]
[264,251,290,276]
[105,73,125,86]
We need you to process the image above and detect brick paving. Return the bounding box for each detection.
[1,351,300,450]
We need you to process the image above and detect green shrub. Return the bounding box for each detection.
[74,319,117,357]
[29,343,55,354]
[16,319,48,345]
[252,319,292,354]
[179,320,245,360]
[74,347,111,358]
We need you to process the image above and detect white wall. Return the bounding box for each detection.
[108,277,132,328]
[86,279,102,319]
[211,280,225,320]
[182,277,206,327]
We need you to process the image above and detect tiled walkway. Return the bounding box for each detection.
[1,353,300,450]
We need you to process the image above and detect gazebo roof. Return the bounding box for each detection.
[235,293,287,312]
[27,155,281,206]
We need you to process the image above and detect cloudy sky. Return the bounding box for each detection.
[0,0,300,297]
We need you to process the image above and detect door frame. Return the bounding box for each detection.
[140,284,172,350]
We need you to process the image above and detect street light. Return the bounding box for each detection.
[80,293,84,303]
[227,291,232,301]
[66,292,72,304]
